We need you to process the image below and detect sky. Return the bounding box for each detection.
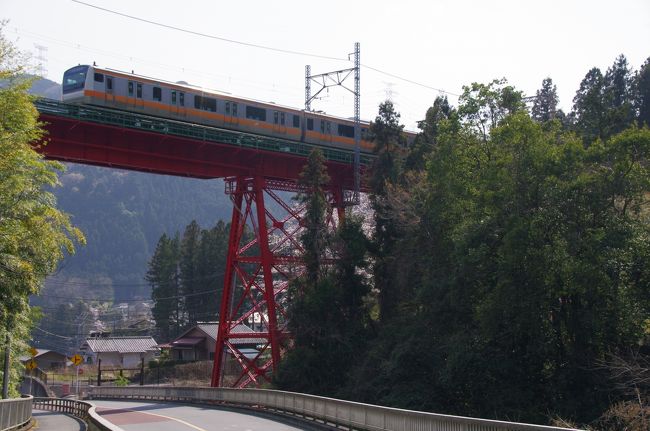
[1,0,649,130]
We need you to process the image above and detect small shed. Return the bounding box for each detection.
[20,349,67,371]
[81,336,159,368]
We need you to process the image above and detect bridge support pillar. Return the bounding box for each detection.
[211,176,344,388]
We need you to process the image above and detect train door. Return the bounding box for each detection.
[272,110,287,136]
[128,81,144,110]
[320,119,333,145]
[104,76,115,106]
[170,90,187,119]
[225,101,239,129]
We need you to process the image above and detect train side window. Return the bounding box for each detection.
[153,87,162,102]
[194,95,201,109]
[273,111,279,124]
[179,92,185,106]
[128,81,134,96]
[106,77,113,91]
[326,121,331,134]
[280,112,285,125]
[136,83,142,98]
[361,128,367,139]
[246,106,266,122]
[338,124,354,138]
[320,120,325,133]
[204,97,216,112]
[94,73,104,83]
[307,118,314,130]
[293,115,300,128]
[225,101,231,115]
[232,103,238,116]
[171,91,177,105]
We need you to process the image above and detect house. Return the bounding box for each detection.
[20,349,67,371]
[169,322,264,362]
[80,336,159,368]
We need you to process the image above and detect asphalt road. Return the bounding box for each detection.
[92,399,315,431]
[32,409,85,431]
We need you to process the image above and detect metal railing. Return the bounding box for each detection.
[88,386,584,431]
[35,99,374,166]
[33,397,121,431]
[0,395,32,431]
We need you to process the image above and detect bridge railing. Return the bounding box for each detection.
[33,397,121,431]
[35,98,374,166]
[88,386,584,431]
[0,395,31,431]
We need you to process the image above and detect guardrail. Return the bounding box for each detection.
[0,395,31,431]
[88,386,584,431]
[33,397,122,431]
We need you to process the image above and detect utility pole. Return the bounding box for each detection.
[2,333,9,399]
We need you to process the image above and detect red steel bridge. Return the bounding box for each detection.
[35,99,371,388]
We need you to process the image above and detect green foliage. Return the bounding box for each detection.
[531,77,559,123]
[296,149,331,284]
[114,374,129,387]
[326,61,650,426]
[147,221,229,341]
[0,23,83,395]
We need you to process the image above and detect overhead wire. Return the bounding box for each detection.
[70,0,458,97]
[71,0,347,62]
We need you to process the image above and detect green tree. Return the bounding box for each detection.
[180,220,202,325]
[531,77,559,123]
[0,24,83,396]
[406,95,456,171]
[635,57,650,127]
[147,233,181,341]
[193,221,229,322]
[603,54,636,136]
[296,149,331,285]
[572,67,606,144]
[369,101,407,321]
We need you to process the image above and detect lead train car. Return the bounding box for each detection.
[62,65,414,152]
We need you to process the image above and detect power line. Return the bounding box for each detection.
[71,0,346,62]
[361,64,460,97]
[70,0,458,97]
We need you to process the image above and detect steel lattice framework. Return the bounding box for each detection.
[211,177,344,387]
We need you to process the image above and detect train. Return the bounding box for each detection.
[61,64,416,153]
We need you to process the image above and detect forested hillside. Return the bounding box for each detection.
[36,165,231,302]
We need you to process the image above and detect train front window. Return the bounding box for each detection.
[62,65,89,94]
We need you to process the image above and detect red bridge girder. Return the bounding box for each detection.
[39,114,359,187]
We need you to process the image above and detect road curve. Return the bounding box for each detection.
[91,399,313,431]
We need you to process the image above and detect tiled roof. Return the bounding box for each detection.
[84,337,159,354]
[196,323,267,345]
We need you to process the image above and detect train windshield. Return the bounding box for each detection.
[62,65,89,94]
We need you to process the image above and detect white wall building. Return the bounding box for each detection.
[81,336,159,368]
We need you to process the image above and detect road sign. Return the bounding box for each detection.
[71,354,83,366]
[25,360,37,371]
[29,347,38,357]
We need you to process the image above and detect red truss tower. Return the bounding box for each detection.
[211,176,346,388]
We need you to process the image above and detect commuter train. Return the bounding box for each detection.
[62,64,415,153]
